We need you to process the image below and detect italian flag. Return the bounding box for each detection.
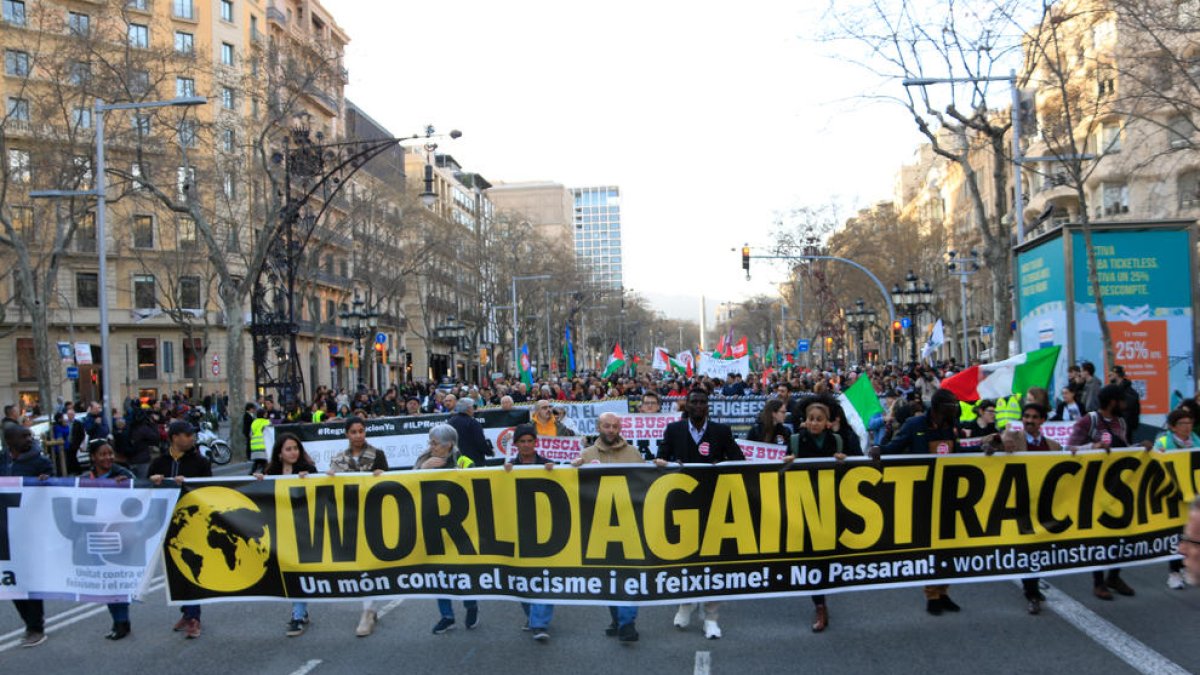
[941,345,1062,402]
[602,343,626,378]
[838,375,884,451]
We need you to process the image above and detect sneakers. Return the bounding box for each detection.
[673,605,693,629]
[1027,598,1041,615]
[172,616,190,632]
[604,622,619,637]
[184,618,201,639]
[940,595,961,612]
[432,617,456,634]
[1093,584,1114,600]
[465,606,480,630]
[286,619,306,637]
[19,631,46,648]
[1168,572,1187,590]
[356,610,377,637]
[105,621,131,641]
[531,628,550,641]
[1107,575,1135,597]
[703,619,722,639]
[617,622,639,643]
[926,599,943,615]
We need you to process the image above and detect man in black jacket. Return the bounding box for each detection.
[149,421,211,639]
[654,387,743,639]
[447,398,492,465]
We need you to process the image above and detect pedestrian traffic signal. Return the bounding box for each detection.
[741,245,751,279]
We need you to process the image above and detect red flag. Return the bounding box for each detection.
[731,337,748,359]
[716,334,727,355]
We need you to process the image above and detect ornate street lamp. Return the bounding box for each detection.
[890,270,935,363]
[845,298,878,366]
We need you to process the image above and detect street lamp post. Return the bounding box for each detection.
[890,271,935,363]
[946,250,980,363]
[338,290,378,389]
[845,298,878,366]
[511,275,551,378]
[433,316,466,382]
[31,95,207,430]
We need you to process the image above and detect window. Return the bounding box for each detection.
[221,86,235,110]
[224,221,240,252]
[174,31,194,55]
[177,216,196,249]
[222,128,235,152]
[130,161,150,190]
[7,149,30,183]
[127,0,148,10]
[1099,122,1121,153]
[1100,182,1129,215]
[73,106,92,129]
[133,275,156,310]
[182,337,203,378]
[74,212,95,252]
[128,23,148,49]
[173,0,194,20]
[222,174,235,200]
[221,43,234,66]
[1169,115,1193,149]
[178,276,201,309]
[176,165,195,199]
[132,113,151,137]
[1179,172,1200,208]
[178,119,197,148]
[176,77,195,98]
[16,338,35,382]
[7,97,29,123]
[136,337,157,380]
[133,215,154,248]
[220,0,233,22]
[11,204,32,241]
[326,299,335,322]
[76,272,98,308]
[3,0,25,26]
[68,61,91,86]
[5,49,30,76]
[67,11,89,35]
[129,69,150,96]
[73,155,92,190]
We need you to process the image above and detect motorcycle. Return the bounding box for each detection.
[196,419,232,465]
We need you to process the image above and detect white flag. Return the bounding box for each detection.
[921,319,945,361]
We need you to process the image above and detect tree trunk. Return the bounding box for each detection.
[222,286,248,458]
[1075,191,1115,371]
[30,304,55,415]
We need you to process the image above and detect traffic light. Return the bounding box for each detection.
[824,336,833,350]
[375,342,387,364]
[741,244,751,279]
[891,320,902,341]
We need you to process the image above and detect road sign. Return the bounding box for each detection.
[981,325,994,335]
[375,332,387,344]
[900,317,912,329]
[66,366,79,380]
[329,345,339,356]
[797,339,810,353]
[211,354,220,376]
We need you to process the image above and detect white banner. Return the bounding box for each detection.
[0,478,178,602]
[697,354,750,379]
[738,439,791,462]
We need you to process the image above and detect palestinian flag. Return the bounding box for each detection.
[602,343,626,378]
[675,350,694,377]
[941,345,1062,402]
[838,374,884,451]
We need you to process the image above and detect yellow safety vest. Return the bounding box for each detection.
[995,395,1021,428]
[456,454,475,469]
[312,410,324,423]
[959,401,977,423]
[250,417,270,452]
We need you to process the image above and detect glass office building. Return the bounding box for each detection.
[572,186,623,290]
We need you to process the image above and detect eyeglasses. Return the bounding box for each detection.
[1181,535,1200,547]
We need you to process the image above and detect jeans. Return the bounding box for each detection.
[12,599,44,632]
[611,605,637,627]
[292,602,308,621]
[437,598,477,619]
[107,602,130,623]
[520,602,554,629]
[181,604,201,620]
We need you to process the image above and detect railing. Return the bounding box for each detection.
[266,5,286,24]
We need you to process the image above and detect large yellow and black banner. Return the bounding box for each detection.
[164,449,1199,605]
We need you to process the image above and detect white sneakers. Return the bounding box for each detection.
[704,619,722,640]
[673,605,694,629]
[1167,572,1187,590]
[356,610,377,637]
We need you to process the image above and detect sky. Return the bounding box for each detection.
[323,0,927,326]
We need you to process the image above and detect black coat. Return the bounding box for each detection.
[657,419,744,464]
[448,412,492,465]
[147,448,212,479]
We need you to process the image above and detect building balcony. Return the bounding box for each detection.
[311,270,352,289]
[311,225,352,248]
[266,5,287,26]
[303,84,339,115]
